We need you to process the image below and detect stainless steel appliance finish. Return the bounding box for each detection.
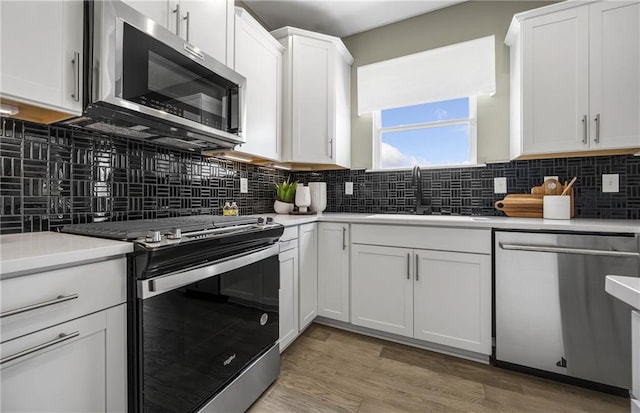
[68,0,246,151]
[61,215,283,413]
[495,230,640,391]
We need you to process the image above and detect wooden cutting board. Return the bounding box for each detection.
[531,178,564,195]
[494,194,544,218]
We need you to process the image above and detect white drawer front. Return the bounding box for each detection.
[351,224,491,254]
[279,238,298,253]
[280,226,299,242]
[633,311,639,399]
[1,258,126,342]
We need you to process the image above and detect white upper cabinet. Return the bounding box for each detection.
[125,0,233,65]
[0,0,83,119]
[273,27,353,167]
[233,8,284,161]
[506,0,640,158]
[122,0,170,28]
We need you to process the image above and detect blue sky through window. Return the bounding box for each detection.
[379,97,471,169]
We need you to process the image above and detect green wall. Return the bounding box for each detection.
[342,1,557,169]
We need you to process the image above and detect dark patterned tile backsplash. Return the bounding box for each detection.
[293,156,640,220]
[1,117,639,235]
[0,118,287,234]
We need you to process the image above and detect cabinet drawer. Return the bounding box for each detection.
[633,311,639,398]
[279,238,298,253]
[351,224,491,254]
[1,258,126,342]
[280,225,299,242]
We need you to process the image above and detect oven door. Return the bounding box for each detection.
[132,244,279,413]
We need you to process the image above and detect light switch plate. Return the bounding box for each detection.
[494,177,507,194]
[602,174,619,193]
[240,177,248,193]
[345,182,353,195]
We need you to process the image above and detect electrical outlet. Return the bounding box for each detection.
[345,182,353,195]
[602,174,619,193]
[494,177,507,194]
[544,175,559,182]
[240,177,248,193]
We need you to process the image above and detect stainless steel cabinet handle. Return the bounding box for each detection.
[329,138,333,159]
[342,227,346,250]
[406,253,410,280]
[594,113,600,144]
[415,254,419,281]
[71,52,80,102]
[499,243,639,258]
[183,11,190,42]
[1,294,79,319]
[1,331,80,365]
[582,115,588,144]
[173,4,181,37]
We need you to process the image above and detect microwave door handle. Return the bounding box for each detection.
[138,244,279,299]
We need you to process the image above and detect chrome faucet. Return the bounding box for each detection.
[411,165,429,215]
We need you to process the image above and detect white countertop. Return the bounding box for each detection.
[606,275,640,310]
[267,213,640,234]
[0,232,133,277]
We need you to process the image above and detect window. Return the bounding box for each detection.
[373,97,477,170]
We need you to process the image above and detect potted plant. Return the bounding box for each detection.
[274,177,297,214]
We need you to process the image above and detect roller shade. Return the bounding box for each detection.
[357,35,496,115]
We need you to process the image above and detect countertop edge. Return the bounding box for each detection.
[606,275,640,311]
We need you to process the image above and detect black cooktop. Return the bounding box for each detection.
[60,215,258,241]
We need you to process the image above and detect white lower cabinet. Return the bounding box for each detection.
[317,223,350,322]
[350,225,492,355]
[632,310,639,402]
[351,244,413,337]
[413,250,491,354]
[633,399,640,413]
[298,223,318,331]
[1,305,126,413]
[279,245,299,352]
[1,257,128,412]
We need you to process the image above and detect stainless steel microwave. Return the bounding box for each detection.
[69,0,246,151]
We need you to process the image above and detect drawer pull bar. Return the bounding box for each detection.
[0,294,79,319]
[1,331,80,365]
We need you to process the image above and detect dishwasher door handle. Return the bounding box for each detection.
[499,242,639,258]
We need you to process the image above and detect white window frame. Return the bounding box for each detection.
[372,96,478,171]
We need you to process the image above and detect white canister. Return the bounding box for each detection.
[309,182,327,213]
[543,195,571,219]
[295,185,311,212]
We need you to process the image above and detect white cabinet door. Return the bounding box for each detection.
[632,310,639,399]
[521,6,590,155]
[589,1,640,150]
[298,223,318,331]
[122,0,170,28]
[168,0,232,65]
[632,399,640,413]
[291,35,335,164]
[279,247,298,352]
[413,250,491,354]
[1,305,126,413]
[334,54,351,168]
[317,223,350,322]
[351,244,413,338]
[234,9,283,161]
[1,0,83,116]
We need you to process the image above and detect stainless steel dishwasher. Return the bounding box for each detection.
[494,230,639,392]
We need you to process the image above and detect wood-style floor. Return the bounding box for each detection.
[249,323,628,413]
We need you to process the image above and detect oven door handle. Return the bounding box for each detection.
[138,244,279,300]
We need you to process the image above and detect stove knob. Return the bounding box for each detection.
[266,217,274,224]
[257,217,265,225]
[167,228,182,240]
[145,230,162,243]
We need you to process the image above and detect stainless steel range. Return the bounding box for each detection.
[62,215,283,413]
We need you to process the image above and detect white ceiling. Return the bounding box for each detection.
[241,0,467,38]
